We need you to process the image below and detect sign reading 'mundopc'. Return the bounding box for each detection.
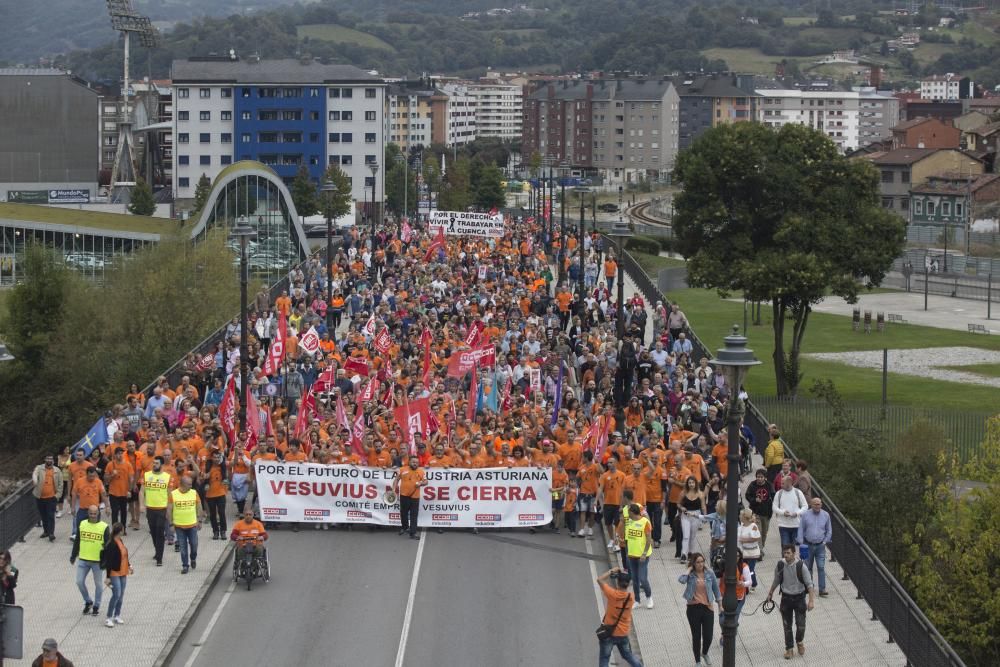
[429,210,505,238]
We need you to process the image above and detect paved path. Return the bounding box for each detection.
[173,527,607,667]
[615,262,909,666]
[808,289,996,334]
[10,506,232,666]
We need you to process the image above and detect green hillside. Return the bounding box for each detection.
[297,24,396,52]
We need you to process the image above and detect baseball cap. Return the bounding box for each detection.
[43,638,58,651]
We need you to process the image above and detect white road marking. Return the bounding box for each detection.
[183,579,236,667]
[394,529,426,667]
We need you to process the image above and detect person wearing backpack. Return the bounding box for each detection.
[766,544,816,660]
[595,568,643,667]
[771,475,808,547]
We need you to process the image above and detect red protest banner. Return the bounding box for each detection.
[374,327,393,355]
[344,357,370,377]
[446,345,496,377]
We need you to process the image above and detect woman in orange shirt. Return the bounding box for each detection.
[204,450,229,540]
[103,523,132,626]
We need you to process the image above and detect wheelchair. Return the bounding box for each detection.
[232,538,270,590]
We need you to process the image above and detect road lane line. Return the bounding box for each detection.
[183,580,236,667]
[394,529,426,667]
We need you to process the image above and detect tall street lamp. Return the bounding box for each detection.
[321,178,338,335]
[559,166,568,282]
[575,185,589,303]
[0,342,14,363]
[714,326,761,667]
[369,160,379,282]
[229,217,257,431]
[607,218,632,340]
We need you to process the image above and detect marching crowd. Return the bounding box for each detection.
[29,211,834,666]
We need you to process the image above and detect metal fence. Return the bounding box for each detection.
[907,224,1000,248]
[752,396,990,463]
[617,254,967,667]
[0,240,342,551]
[895,248,1000,279]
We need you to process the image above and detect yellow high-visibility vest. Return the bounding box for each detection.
[78,519,107,562]
[170,488,199,527]
[144,471,170,509]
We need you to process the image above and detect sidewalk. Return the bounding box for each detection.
[9,506,233,666]
[614,268,908,665]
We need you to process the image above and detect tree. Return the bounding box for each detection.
[437,155,472,211]
[320,164,353,220]
[473,163,506,210]
[904,416,1000,666]
[422,154,442,195]
[671,123,905,396]
[290,165,317,218]
[0,244,70,371]
[193,173,212,213]
[385,159,417,217]
[127,177,156,216]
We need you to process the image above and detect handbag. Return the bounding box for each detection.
[596,594,631,641]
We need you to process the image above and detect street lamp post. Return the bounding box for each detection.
[369,161,379,281]
[229,218,257,431]
[321,178,338,334]
[607,218,633,340]
[559,171,567,282]
[714,326,761,667]
[0,343,14,363]
[575,186,589,303]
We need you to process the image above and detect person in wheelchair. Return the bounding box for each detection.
[230,508,268,571]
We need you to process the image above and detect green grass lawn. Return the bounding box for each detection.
[912,42,957,66]
[784,16,816,26]
[701,48,793,74]
[297,24,395,51]
[666,287,1000,411]
[632,251,685,275]
[938,363,1000,379]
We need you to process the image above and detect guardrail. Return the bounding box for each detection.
[615,252,966,667]
[0,241,342,552]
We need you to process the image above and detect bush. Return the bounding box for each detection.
[649,235,676,254]
[625,235,661,255]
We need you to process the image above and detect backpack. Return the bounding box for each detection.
[777,559,805,588]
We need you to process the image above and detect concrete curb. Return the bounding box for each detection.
[153,541,234,667]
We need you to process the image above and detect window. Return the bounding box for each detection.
[365,88,377,99]
[104,150,115,161]
[221,88,232,99]
[927,201,936,215]
[341,88,353,99]
[199,88,211,99]
[341,133,352,143]
[329,155,340,165]
[329,88,340,99]
[241,111,252,121]
[342,111,353,121]
[177,88,189,99]
[365,154,376,164]
[901,170,910,184]
[881,170,894,183]
[178,133,189,144]
[310,111,320,121]
[241,88,251,98]
[956,202,964,218]
[221,111,232,121]
[221,133,232,143]
[328,133,340,143]
[329,111,340,121]
[365,176,375,187]
[200,111,211,121]
[178,155,189,165]
[365,111,377,121]
[200,155,211,165]
[310,88,319,97]
[221,155,232,165]
[914,200,923,215]
[281,110,302,121]
[900,198,909,211]
[881,197,893,209]
[241,133,251,143]
[365,133,376,143]
[942,201,952,216]
[341,155,352,165]
[309,155,319,165]
[178,177,189,188]
[177,111,189,121]
[199,133,210,143]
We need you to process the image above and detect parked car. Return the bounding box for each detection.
[598,203,619,212]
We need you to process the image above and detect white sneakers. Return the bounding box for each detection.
[607,539,615,549]
[646,597,655,609]
[632,601,640,609]
[105,619,114,628]
[56,511,63,519]
[578,529,585,537]
[115,616,124,624]
[586,526,594,537]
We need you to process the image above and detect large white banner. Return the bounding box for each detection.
[254,462,552,528]
[429,210,505,238]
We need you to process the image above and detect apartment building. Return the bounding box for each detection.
[523,78,679,183]
[470,79,522,141]
[920,74,974,101]
[672,74,758,150]
[857,87,899,148]
[385,83,436,151]
[436,83,477,147]
[757,89,863,152]
[170,57,384,206]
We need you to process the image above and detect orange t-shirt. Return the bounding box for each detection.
[600,470,626,506]
[205,465,227,498]
[667,466,692,504]
[68,460,91,486]
[578,463,600,495]
[623,474,647,506]
[40,468,57,499]
[74,477,105,508]
[604,259,617,278]
[644,467,664,503]
[683,453,705,482]
[556,291,573,313]
[397,468,426,499]
[557,442,584,471]
[600,583,633,637]
[105,459,134,497]
[275,296,292,316]
[711,442,729,478]
[284,451,308,463]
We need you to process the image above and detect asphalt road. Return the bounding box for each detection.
[172,526,611,667]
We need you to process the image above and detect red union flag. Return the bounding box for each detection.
[360,378,380,403]
[345,357,370,378]
[464,320,484,347]
[423,226,446,262]
[299,326,321,356]
[420,328,433,386]
[219,375,238,442]
[262,312,287,376]
[393,397,430,450]
[362,313,377,338]
[350,403,366,459]
[374,327,392,355]
[245,390,265,452]
[446,345,496,377]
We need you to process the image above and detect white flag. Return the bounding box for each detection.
[363,313,377,338]
[299,326,321,356]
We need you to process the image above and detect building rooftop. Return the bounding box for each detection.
[0,68,66,76]
[868,147,939,165]
[171,58,382,84]
[911,173,1000,195]
[971,120,1000,137]
[0,202,172,237]
[892,116,943,131]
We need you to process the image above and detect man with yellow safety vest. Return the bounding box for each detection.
[622,503,654,610]
[144,456,171,567]
[168,475,204,574]
[69,505,109,616]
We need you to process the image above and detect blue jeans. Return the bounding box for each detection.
[176,526,199,568]
[73,507,89,537]
[719,597,747,633]
[107,575,127,618]
[75,560,103,607]
[778,526,798,548]
[806,543,827,591]
[599,635,642,667]
[627,557,652,602]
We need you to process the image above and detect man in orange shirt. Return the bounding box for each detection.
[32,454,63,541]
[103,448,134,535]
[393,456,427,540]
[604,257,618,292]
[576,450,601,537]
[643,451,665,548]
[599,457,626,552]
[72,467,108,539]
[550,459,569,534]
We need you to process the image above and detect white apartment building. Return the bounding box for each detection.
[756,89,862,152]
[440,83,477,147]
[170,58,384,206]
[385,86,435,151]
[856,87,899,147]
[920,74,972,101]
[469,81,522,141]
